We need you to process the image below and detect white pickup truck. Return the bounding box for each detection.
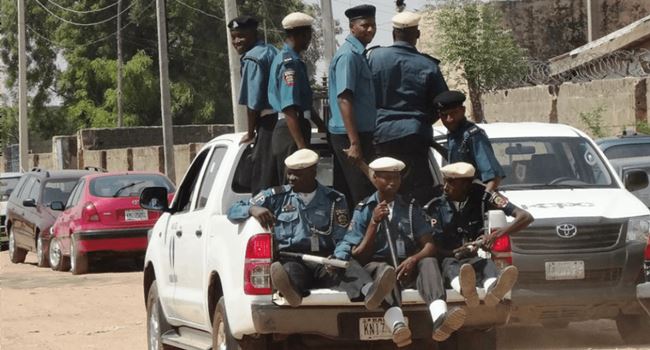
[141,132,510,350]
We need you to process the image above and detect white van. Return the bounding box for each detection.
[434,122,650,344]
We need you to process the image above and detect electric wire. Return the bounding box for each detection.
[46,0,119,15]
[34,0,136,27]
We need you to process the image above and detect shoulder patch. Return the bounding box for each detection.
[490,192,510,209]
[251,192,266,205]
[283,69,296,86]
[335,209,349,226]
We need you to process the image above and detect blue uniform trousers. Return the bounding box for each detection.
[250,114,278,195]
[271,117,311,183]
[441,255,499,287]
[329,132,375,208]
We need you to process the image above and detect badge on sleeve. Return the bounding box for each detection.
[335,209,349,226]
[490,192,509,209]
[251,193,265,205]
[283,69,296,86]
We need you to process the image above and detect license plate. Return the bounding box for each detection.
[359,317,408,341]
[545,261,585,280]
[125,209,148,221]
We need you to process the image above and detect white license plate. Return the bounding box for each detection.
[545,261,585,280]
[359,317,408,341]
[125,209,148,221]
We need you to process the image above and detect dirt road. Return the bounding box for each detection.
[1,250,649,349]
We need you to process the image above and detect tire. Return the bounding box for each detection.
[70,235,89,275]
[212,297,268,350]
[36,234,50,268]
[439,327,497,350]
[616,313,650,345]
[146,283,176,350]
[541,321,570,329]
[49,238,70,271]
[8,227,27,264]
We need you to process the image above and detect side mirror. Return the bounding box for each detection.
[625,170,649,192]
[140,187,169,212]
[50,201,65,211]
[22,198,36,207]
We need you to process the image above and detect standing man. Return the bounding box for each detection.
[268,12,325,182]
[337,157,467,346]
[328,4,377,208]
[228,16,279,194]
[368,11,448,204]
[435,91,505,192]
[424,162,533,307]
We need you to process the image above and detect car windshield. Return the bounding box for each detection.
[90,174,175,198]
[490,137,616,190]
[42,179,80,206]
[0,177,20,200]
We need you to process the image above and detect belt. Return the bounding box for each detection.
[260,109,276,117]
[278,111,310,120]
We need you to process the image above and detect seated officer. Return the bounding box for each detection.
[335,157,466,347]
[425,162,533,307]
[227,149,395,309]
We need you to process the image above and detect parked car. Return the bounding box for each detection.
[48,172,175,274]
[141,132,510,350]
[434,122,650,344]
[1,172,22,249]
[596,133,650,207]
[6,168,94,267]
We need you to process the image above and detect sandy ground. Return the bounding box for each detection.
[1,250,649,350]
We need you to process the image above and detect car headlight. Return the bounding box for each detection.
[627,215,650,242]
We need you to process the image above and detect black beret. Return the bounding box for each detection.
[433,90,466,110]
[228,16,258,31]
[344,5,376,20]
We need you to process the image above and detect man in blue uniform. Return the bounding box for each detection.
[228,15,279,194]
[435,91,505,192]
[227,149,395,309]
[368,11,448,204]
[424,162,533,307]
[328,4,377,208]
[337,157,466,346]
[268,12,325,183]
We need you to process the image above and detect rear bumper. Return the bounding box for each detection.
[74,228,148,253]
[638,282,650,317]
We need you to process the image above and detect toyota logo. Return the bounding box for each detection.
[556,224,578,238]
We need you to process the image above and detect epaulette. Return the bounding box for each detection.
[355,198,370,210]
[420,53,441,65]
[326,190,344,202]
[423,195,444,212]
[281,52,295,65]
[271,185,289,196]
[467,125,481,135]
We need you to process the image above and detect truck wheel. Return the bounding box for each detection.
[212,297,268,350]
[616,313,650,344]
[146,283,176,350]
[8,228,27,264]
[439,327,497,350]
[49,238,70,271]
[70,236,89,275]
[36,234,50,268]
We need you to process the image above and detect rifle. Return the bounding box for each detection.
[452,237,484,260]
[279,251,350,269]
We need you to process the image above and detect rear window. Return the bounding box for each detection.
[42,180,79,206]
[603,143,650,160]
[90,174,175,198]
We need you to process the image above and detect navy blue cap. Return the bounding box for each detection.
[434,90,466,110]
[344,5,376,20]
[228,16,258,30]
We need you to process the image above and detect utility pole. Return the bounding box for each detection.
[224,0,246,132]
[17,0,29,172]
[320,0,336,70]
[116,0,124,127]
[155,0,176,183]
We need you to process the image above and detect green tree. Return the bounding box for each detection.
[433,0,527,122]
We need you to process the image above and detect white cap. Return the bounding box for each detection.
[440,162,475,179]
[281,12,314,29]
[284,149,319,170]
[392,11,421,29]
[369,157,406,172]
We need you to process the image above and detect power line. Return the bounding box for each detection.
[46,0,119,14]
[34,0,136,26]
[172,0,224,21]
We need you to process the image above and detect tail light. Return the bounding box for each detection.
[82,202,100,223]
[645,236,650,260]
[645,237,650,282]
[491,232,512,269]
[244,234,272,295]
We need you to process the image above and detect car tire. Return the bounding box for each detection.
[439,327,497,350]
[212,297,268,350]
[8,227,27,264]
[49,238,70,271]
[36,234,50,268]
[146,283,177,350]
[616,313,650,344]
[70,235,89,275]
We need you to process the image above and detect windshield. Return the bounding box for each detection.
[1,177,20,200]
[490,137,616,190]
[90,174,175,198]
[43,180,79,206]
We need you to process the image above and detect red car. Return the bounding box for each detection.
[48,172,175,274]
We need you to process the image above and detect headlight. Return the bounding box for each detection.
[627,215,650,242]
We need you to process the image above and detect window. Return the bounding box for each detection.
[90,174,175,198]
[0,176,20,200]
[66,181,84,209]
[26,178,41,201]
[603,143,650,160]
[42,179,79,206]
[17,177,36,200]
[173,149,210,212]
[196,147,227,210]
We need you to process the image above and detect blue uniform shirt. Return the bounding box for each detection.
[368,41,448,144]
[238,41,278,111]
[327,35,376,135]
[268,43,313,113]
[447,120,506,182]
[334,192,432,261]
[425,183,516,251]
[227,184,349,254]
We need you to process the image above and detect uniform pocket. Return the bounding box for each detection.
[276,211,299,238]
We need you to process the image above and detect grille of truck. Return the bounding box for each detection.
[511,223,623,253]
[517,268,623,288]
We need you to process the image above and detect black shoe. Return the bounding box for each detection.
[271,262,302,307]
[485,265,518,307]
[364,266,396,310]
[392,321,412,348]
[432,307,467,342]
[459,264,479,308]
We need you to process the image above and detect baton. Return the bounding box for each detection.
[279,251,350,269]
[452,237,484,254]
